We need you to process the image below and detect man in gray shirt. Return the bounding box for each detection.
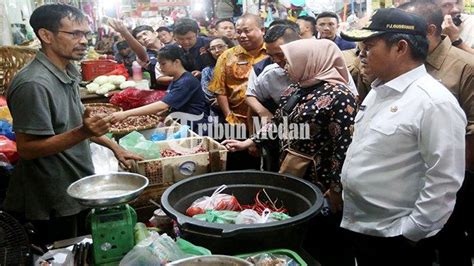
[4,4,141,246]
[246,24,300,121]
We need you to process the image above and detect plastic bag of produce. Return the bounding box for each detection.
[110,88,167,110]
[235,209,270,224]
[166,125,190,140]
[0,107,12,124]
[0,120,15,141]
[245,252,299,266]
[235,209,291,224]
[119,244,159,266]
[185,185,242,216]
[121,233,212,266]
[0,136,18,164]
[119,131,160,160]
[120,232,189,266]
[192,210,240,224]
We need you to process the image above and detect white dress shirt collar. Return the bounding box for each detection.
[371,64,427,95]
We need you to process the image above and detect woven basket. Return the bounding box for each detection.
[84,103,123,113]
[110,114,161,135]
[0,46,37,96]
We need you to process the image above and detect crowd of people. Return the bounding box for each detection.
[2,0,473,265]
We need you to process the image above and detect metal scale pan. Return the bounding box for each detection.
[67,172,149,207]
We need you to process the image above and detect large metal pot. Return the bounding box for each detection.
[67,172,148,207]
[161,170,323,254]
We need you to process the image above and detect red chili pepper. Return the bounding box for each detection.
[241,189,288,215]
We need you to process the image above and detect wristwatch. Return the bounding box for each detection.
[452,38,463,47]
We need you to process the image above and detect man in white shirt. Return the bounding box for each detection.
[340,8,466,265]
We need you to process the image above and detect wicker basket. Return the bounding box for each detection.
[0,46,38,96]
[110,114,161,135]
[83,103,123,114]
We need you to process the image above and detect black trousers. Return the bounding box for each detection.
[343,229,434,266]
[433,170,474,266]
[303,213,355,266]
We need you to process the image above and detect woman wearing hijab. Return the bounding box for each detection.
[223,38,357,266]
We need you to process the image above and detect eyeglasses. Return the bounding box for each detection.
[209,44,228,52]
[58,30,93,40]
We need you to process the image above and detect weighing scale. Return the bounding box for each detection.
[89,205,137,264]
[67,172,149,265]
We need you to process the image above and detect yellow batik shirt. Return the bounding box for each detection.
[208,44,267,116]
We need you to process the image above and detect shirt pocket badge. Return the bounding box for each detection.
[232,61,251,80]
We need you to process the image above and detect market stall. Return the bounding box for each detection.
[35,170,323,265]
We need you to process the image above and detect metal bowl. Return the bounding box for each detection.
[67,172,149,207]
[166,255,252,266]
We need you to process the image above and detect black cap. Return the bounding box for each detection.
[341,8,427,42]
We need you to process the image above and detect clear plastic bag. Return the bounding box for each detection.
[235,209,271,224]
[36,248,74,266]
[185,185,242,216]
[166,125,190,140]
[235,209,291,224]
[90,142,118,174]
[246,252,298,266]
[119,244,160,266]
[0,135,18,164]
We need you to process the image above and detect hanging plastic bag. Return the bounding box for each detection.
[0,136,18,164]
[90,143,118,174]
[119,131,160,160]
[185,185,242,216]
[0,120,15,141]
[0,107,12,124]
